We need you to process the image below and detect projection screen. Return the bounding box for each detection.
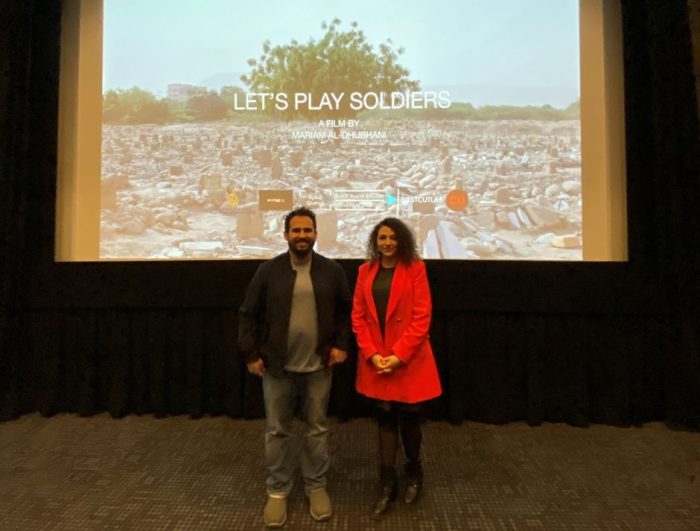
[56,0,626,261]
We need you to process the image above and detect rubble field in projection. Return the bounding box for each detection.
[100,119,581,260]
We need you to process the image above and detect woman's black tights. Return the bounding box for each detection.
[375,401,423,466]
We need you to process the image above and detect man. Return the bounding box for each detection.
[238,207,351,528]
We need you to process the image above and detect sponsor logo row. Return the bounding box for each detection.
[243,189,468,213]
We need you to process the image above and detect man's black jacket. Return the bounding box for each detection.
[238,251,352,377]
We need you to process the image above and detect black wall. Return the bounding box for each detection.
[1,0,698,427]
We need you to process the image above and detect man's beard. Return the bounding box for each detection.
[289,239,314,257]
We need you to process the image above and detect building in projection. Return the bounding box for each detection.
[167,83,206,103]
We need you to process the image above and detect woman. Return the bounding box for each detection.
[352,217,442,516]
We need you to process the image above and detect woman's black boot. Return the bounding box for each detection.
[372,465,398,516]
[404,460,423,504]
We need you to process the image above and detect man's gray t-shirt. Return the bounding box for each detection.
[285,254,321,372]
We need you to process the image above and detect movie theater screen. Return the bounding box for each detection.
[56,0,626,261]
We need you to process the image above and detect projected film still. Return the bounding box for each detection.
[101,0,581,260]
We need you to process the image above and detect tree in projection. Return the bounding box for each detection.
[241,19,419,120]
[102,87,170,124]
[186,91,229,121]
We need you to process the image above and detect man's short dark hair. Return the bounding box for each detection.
[284,207,317,232]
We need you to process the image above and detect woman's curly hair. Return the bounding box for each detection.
[366,217,419,264]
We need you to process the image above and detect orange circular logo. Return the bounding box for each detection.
[445,189,469,211]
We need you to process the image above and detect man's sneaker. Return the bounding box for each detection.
[264,494,287,528]
[307,487,332,521]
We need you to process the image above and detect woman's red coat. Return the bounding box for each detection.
[352,259,442,403]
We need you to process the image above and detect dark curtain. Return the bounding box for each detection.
[622,0,700,427]
[1,2,61,419]
[1,0,698,427]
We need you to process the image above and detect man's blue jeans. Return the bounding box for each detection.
[262,367,333,496]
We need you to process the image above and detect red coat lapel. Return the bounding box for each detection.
[386,261,409,319]
[363,262,380,325]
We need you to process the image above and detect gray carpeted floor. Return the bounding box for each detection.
[0,414,698,530]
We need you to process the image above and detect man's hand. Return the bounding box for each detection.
[247,358,265,377]
[328,347,348,366]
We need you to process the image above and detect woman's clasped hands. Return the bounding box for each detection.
[371,353,403,375]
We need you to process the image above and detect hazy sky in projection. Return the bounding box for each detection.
[103,0,580,107]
